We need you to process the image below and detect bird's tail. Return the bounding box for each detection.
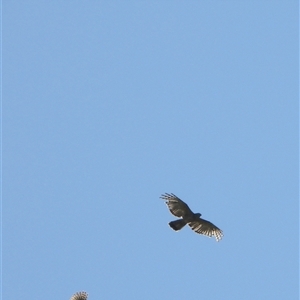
[70,292,88,300]
[169,219,187,231]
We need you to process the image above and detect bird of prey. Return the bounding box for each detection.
[70,291,88,300]
[160,193,223,242]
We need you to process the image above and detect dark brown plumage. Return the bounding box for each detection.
[160,193,223,242]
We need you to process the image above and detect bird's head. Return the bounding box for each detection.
[195,213,202,218]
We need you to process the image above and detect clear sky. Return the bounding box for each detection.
[4,1,298,299]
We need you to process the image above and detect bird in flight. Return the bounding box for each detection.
[160,193,223,242]
[70,291,88,300]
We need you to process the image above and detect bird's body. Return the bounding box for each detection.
[160,193,223,242]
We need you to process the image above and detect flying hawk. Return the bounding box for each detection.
[70,292,88,300]
[160,193,223,242]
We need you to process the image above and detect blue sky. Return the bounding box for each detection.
[4,1,298,299]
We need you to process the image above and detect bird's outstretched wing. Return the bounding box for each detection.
[160,193,194,218]
[188,219,223,242]
[70,292,88,300]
